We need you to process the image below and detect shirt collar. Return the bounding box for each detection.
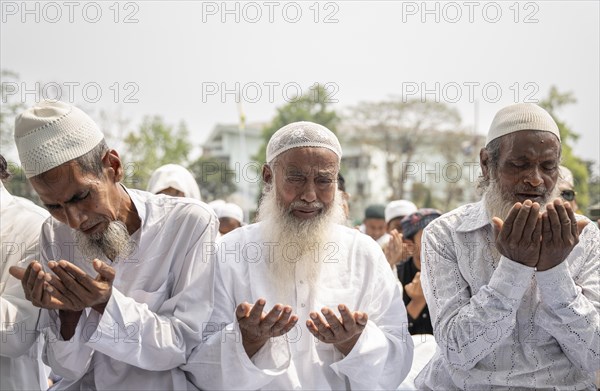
[455,200,491,233]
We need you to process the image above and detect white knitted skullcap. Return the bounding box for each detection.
[385,199,418,223]
[147,164,202,200]
[215,202,244,224]
[266,121,342,163]
[14,100,104,178]
[486,103,560,146]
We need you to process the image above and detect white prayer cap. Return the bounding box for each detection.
[559,165,574,187]
[266,121,342,164]
[147,164,202,200]
[486,103,560,146]
[208,199,226,210]
[385,200,418,223]
[14,100,104,178]
[215,202,244,224]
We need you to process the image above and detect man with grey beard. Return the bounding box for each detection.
[183,121,413,390]
[416,103,600,390]
[8,100,217,390]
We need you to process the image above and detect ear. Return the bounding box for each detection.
[103,149,124,183]
[262,164,273,185]
[479,147,490,181]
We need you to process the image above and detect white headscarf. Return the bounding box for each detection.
[146,164,201,200]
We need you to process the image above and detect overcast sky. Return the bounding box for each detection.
[2,1,598,171]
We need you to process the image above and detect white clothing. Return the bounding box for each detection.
[1,182,50,391]
[38,189,217,390]
[416,201,600,390]
[183,222,414,390]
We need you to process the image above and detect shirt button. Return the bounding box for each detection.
[301,303,306,308]
[423,313,428,318]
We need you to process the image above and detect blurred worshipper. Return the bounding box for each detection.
[9,101,217,390]
[215,202,244,236]
[1,154,50,390]
[182,121,413,389]
[361,204,390,246]
[146,163,202,200]
[383,200,418,269]
[558,165,579,213]
[336,172,351,221]
[416,103,599,390]
[398,208,442,335]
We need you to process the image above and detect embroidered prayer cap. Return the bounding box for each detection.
[266,121,342,164]
[400,208,443,240]
[486,103,560,146]
[14,100,104,178]
[147,164,202,200]
[385,200,418,223]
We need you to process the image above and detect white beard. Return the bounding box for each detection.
[256,186,346,299]
[75,220,133,262]
[483,176,561,222]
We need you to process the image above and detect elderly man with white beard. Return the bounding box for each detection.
[182,121,413,390]
[415,103,600,390]
[8,100,217,390]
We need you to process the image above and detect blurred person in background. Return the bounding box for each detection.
[214,202,244,236]
[146,163,202,200]
[383,200,418,270]
[558,165,579,213]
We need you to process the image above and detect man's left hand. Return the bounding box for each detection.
[537,199,588,271]
[306,304,368,355]
[45,260,115,313]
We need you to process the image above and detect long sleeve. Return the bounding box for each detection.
[535,222,600,372]
[1,284,41,358]
[420,224,535,370]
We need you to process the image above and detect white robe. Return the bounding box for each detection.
[1,182,50,391]
[38,189,217,390]
[183,222,414,390]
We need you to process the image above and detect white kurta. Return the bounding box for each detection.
[183,222,414,390]
[38,189,217,390]
[416,201,600,390]
[1,182,50,391]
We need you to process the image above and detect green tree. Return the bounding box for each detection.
[123,116,191,189]
[188,156,238,201]
[254,84,340,165]
[539,86,590,211]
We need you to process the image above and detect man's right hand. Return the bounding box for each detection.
[236,299,298,358]
[492,200,542,268]
[9,261,64,310]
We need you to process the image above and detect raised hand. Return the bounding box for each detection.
[45,260,115,313]
[9,261,63,309]
[236,299,298,358]
[384,229,413,267]
[404,271,424,301]
[537,199,588,271]
[306,304,368,356]
[492,200,542,267]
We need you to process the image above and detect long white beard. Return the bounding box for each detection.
[483,177,561,222]
[75,220,133,262]
[257,186,346,299]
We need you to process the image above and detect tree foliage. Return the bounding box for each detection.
[187,156,238,202]
[254,84,340,165]
[539,86,590,211]
[122,116,191,189]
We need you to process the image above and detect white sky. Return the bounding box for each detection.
[1,1,599,171]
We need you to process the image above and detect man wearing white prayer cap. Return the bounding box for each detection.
[416,103,599,390]
[383,199,418,269]
[558,165,579,213]
[147,163,202,200]
[8,100,217,390]
[214,202,244,236]
[183,121,413,389]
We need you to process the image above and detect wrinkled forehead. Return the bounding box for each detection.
[273,147,340,176]
[498,130,561,159]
